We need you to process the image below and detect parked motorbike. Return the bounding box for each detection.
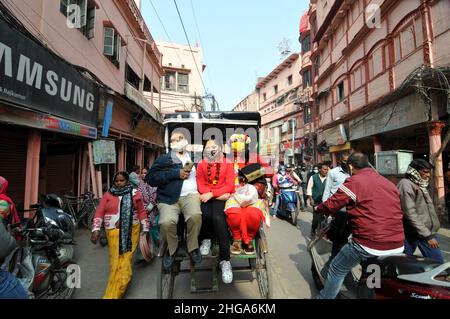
[5,219,76,299]
[274,182,300,226]
[308,218,450,299]
[30,194,76,262]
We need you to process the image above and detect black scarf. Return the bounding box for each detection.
[109,183,134,254]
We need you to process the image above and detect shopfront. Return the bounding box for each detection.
[0,16,99,210]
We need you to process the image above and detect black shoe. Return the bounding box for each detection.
[163,250,175,269]
[190,248,202,264]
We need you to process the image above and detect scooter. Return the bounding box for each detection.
[275,182,300,226]
[308,217,450,299]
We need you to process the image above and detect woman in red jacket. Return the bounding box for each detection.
[196,139,236,284]
[90,171,149,299]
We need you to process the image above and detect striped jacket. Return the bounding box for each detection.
[316,168,405,251]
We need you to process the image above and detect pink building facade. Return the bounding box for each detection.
[306,0,450,221]
[258,53,303,167]
[0,0,164,211]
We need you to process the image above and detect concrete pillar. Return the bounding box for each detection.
[24,130,41,213]
[136,145,144,169]
[87,142,98,198]
[428,121,446,218]
[118,141,125,172]
[331,152,338,168]
[373,135,382,153]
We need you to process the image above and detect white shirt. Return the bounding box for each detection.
[176,152,199,197]
[358,244,405,256]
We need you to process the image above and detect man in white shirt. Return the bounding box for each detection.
[147,131,202,269]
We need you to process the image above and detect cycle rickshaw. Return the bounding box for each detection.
[156,111,273,299]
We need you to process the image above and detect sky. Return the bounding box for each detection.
[141,0,310,111]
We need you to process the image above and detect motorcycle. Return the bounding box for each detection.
[30,194,76,262]
[4,219,76,299]
[274,182,300,226]
[308,218,450,299]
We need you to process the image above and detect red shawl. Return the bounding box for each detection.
[0,176,22,239]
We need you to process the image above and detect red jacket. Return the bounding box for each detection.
[316,168,404,251]
[93,190,148,231]
[196,157,236,197]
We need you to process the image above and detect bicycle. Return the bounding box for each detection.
[61,192,98,229]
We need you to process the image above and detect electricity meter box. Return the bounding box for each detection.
[375,150,413,175]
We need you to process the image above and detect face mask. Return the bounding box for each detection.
[231,141,245,153]
[205,148,220,160]
[171,139,188,152]
[313,169,319,174]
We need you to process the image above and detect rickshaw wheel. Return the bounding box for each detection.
[256,235,273,299]
[156,245,176,299]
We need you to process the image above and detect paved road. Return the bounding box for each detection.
[70,209,450,299]
[71,209,317,299]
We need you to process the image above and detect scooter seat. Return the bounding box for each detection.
[373,255,441,277]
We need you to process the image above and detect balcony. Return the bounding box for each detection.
[125,82,162,123]
[121,0,163,65]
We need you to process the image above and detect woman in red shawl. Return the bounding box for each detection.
[0,176,22,239]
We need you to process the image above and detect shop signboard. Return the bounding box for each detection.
[0,17,99,127]
[93,140,116,164]
[0,104,97,138]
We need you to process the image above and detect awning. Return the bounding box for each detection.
[323,124,347,146]
[349,94,429,140]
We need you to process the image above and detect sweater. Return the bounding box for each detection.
[146,153,185,205]
[316,168,405,251]
[196,158,236,197]
[92,190,148,232]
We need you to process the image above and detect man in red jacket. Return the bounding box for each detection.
[314,152,405,299]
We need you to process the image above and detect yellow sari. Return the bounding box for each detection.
[103,223,140,299]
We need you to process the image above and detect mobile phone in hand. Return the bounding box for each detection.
[183,162,194,171]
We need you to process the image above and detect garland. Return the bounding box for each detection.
[207,162,221,185]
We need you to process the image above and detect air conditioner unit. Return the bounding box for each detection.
[281,122,288,133]
[375,150,414,175]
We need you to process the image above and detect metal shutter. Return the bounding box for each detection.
[0,125,28,210]
[45,154,75,196]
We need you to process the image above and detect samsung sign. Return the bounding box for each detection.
[0,18,98,127]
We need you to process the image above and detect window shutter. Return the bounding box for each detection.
[114,34,121,63]
[60,0,69,16]
[86,7,95,39]
[79,0,87,27]
[103,27,114,56]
